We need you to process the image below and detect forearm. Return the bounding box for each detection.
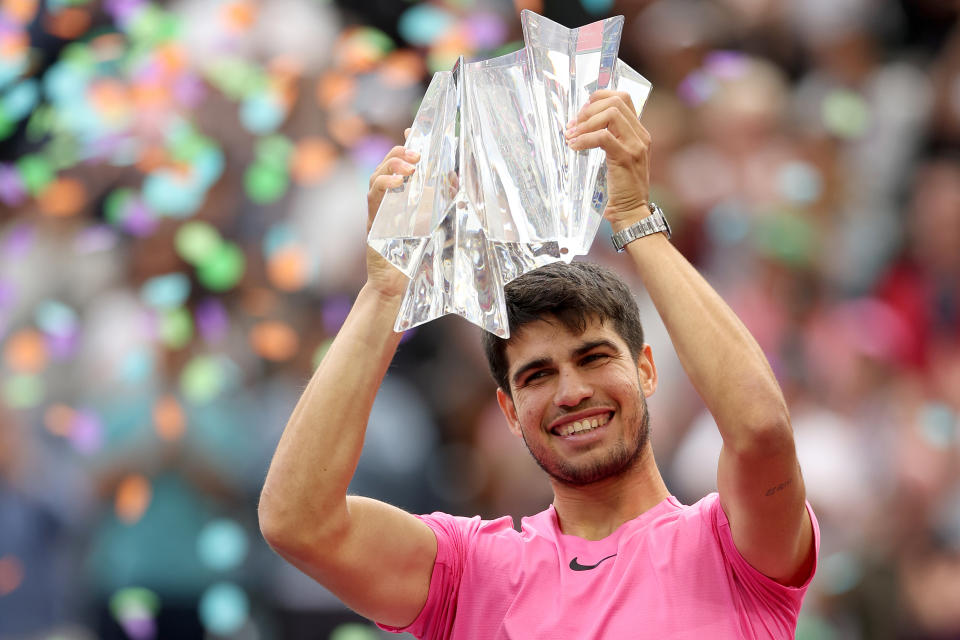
[259,283,404,544]
[624,233,789,447]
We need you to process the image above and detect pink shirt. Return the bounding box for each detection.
[379,493,818,639]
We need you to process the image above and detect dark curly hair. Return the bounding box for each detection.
[482,261,645,396]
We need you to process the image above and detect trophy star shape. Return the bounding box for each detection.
[368,10,652,338]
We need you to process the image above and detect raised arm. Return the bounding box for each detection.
[566,90,814,585]
[258,144,438,626]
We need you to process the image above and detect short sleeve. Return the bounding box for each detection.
[710,494,820,638]
[376,512,482,639]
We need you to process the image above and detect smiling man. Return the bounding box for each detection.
[258,90,819,639]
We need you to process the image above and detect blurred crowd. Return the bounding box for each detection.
[1,0,959,638]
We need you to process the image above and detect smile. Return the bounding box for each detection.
[553,412,611,437]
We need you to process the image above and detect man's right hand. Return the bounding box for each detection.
[365,134,419,301]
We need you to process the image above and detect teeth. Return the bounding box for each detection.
[558,414,610,436]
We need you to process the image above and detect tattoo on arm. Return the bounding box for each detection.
[765,479,793,497]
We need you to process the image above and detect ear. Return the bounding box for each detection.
[496,388,524,438]
[637,344,658,398]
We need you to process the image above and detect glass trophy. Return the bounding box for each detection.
[368,10,652,337]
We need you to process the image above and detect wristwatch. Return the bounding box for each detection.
[610,202,671,252]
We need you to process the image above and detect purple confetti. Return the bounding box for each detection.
[3,223,35,258]
[123,200,158,237]
[122,617,157,640]
[74,226,119,254]
[195,298,230,344]
[705,50,749,79]
[351,135,395,172]
[0,164,27,206]
[70,410,104,454]
[47,329,80,361]
[466,13,508,50]
[174,73,207,108]
[0,279,16,309]
[106,0,148,26]
[321,296,353,334]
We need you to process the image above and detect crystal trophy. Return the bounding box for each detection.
[368,10,652,337]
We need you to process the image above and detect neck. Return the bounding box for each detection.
[549,444,670,540]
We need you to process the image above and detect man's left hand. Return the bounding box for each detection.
[565,90,652,232]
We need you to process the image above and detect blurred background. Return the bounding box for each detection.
[1,0,959,638]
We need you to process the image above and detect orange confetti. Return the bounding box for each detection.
[290,138,336,185]
[2,0,39,24]
[153,395,186,441]
[0,31,29,58]
[0,555,24,597]
[327,111,367,148]
[43,7,92,40]
[250,321,300,362]
[380,50,426,88]
[44,404,76,437]
[222,0,256,33]
[3,329,48,373]
[37,177,87,218]
[89,32,127,62]
[336,27,384,73]
[136,146,171,174]
[267,246,309,292]
[115,474,152,524]
[155,43,186,77]
[316,72,355,110]
[132,81,171,110]
[89,78,131,123]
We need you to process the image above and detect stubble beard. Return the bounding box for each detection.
[522,393,651,487]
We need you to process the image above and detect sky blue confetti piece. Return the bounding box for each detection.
[143,170,204,217]
[398,4,456,46]
[263,223,297,258]
[197,519,249,571]
[43,61,90,105]
[3,78,39,121]
[240,92,286,134]
[199,583,249,636]
[141,273,191,309]
[118,348,155,384]
[35,300,79,337]
[193,147,225,187]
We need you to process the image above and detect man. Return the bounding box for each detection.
[258,90,818,639]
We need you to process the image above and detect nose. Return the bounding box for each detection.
[554,367,593,408]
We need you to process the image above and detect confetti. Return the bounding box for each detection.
[153,394,186,441]
[3,328,48,373]
[249,320,299,361]
[199,582,249,635]
[196,241,245,291]
[197,519,248,571]
[141,273,191,309]
[115,473,152,523]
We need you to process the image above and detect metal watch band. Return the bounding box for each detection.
[610,202,672,252]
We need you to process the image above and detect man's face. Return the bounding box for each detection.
[496,315,657,486]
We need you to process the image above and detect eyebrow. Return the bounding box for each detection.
[510,339,620,387]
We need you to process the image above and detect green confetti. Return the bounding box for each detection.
[0,108,14,141]
[822,90,870,139]
[196,242,245,291]
[255,134,294,168]
[16,155,55,196]
[3,375,44,409]
[26,105,55,142]
[159,307,194,349]
[244,162,289,204]
[175,222,222,265]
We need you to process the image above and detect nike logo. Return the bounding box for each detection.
[569,553,617,571]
